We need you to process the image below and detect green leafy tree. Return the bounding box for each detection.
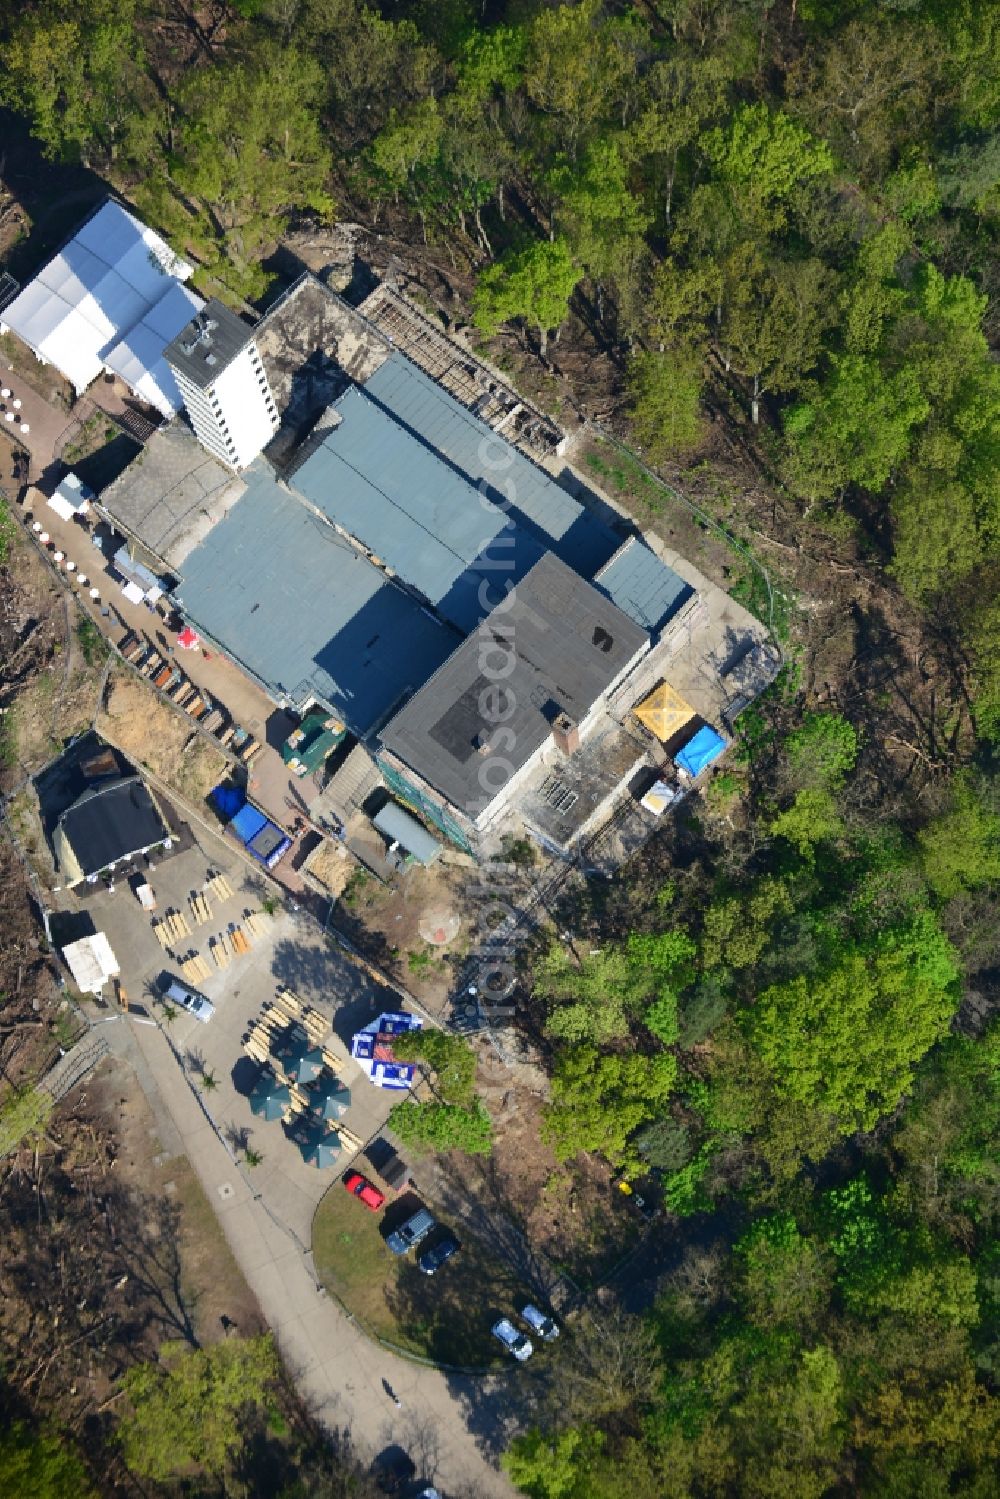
[539,931,694,1046]
[855,1367,1000,1491]
[503,1425,606,1499]
[523,0,634,163]
[549,136,651,288]
[0,1086,54,1156]
[538,945,646,1045]
[367,97,444,234]
[700,878,792,971]
[389,1098,493,1155]
[917,776,1000,899]
[390,1030,477,1106]
[118,1336,282,1481]
[628,350,705,458]
[1,0,143,164]
[542,1046,677,1168]
[785,712,858,790]
[734,1215,833,1333]
[0,1420,96,1499]
[705,102,833,229]
[747,916,960,1133]
[127,49,333,299]
[474,238,581,357]
[770,788,844,855]
[784,355,929,503]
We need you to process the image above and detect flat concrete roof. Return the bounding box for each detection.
[97,421,246,571]
[520,718,649,849]
[379,552,649,818]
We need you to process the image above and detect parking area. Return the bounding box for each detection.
[66,811,401,1245]
[312,1181,540,1369]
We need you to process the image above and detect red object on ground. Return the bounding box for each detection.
[344,1172,385,1212]
[177,625,199,649]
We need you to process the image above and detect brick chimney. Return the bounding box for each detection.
[552,712,580,756]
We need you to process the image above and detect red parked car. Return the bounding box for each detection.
[343,1171,385,1212]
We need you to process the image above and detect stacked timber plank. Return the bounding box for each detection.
[244,910,271,940]
[275,988,329,1046]
[181,952,212,984]
[153,909,192,946]
[230,925,251,956]
[206,872,234,902]
[188,891,212,926]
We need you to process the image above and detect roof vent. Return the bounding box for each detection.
[592,626,614,653]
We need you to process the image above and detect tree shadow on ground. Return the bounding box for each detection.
[268,933,390,1046]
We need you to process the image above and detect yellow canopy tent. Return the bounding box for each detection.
[633,680,696,742]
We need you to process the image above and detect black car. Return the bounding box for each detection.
[418,1235,460,1276]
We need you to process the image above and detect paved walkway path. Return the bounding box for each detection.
[109,1016,520,1498]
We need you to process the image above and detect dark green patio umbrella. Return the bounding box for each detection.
[298,1127,341,1168]
[249,1069,292,1121]
[308,1074,351,1121]
[272,1033,324,1084]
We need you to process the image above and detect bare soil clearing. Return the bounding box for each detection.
[98,670,228,806]
[83,1052,264,1346]
[1,523,108,785]
[0,835,68,1085]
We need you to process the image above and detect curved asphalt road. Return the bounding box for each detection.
[112,1018,519,1499]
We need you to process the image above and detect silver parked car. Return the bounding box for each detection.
[385,1206,436,1256]
[492,1317,533,1361]
[160,976,215,1025]
[520,1303,559,1341]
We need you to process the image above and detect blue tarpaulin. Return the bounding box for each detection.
[212,785,291,868]
[675,725,727,778]
[210,783,244,820]
[230,802,267,844]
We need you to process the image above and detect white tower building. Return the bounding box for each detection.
[165,299,278,470]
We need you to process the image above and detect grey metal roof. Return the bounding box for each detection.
[97,421,246,570]
[379,552,649,817]
[164,298,256,389]
[594,538,693,635]
[172,462,458,734]
[372,801,441,863]
[363,355,620,576]
[292,384,544,632]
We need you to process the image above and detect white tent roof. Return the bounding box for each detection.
[103,282,204,417]
[1,200,193,397]
[48,471,95,521]
[61,932,120,994]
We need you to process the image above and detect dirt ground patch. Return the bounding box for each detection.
[0,331,75,413]
[83,1052,264,1346]
[0,835,75,1086]
[1,524,109,783]
[98,670,228,807]
[312,1178,530,1368]
[333,860,479,1014]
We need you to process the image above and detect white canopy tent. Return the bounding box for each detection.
[47,472,94,522]
[103,281,204,417]
[0,200,197,404]
[61,932,120,995]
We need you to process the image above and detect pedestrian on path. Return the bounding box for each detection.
[382,1378,402,1408]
